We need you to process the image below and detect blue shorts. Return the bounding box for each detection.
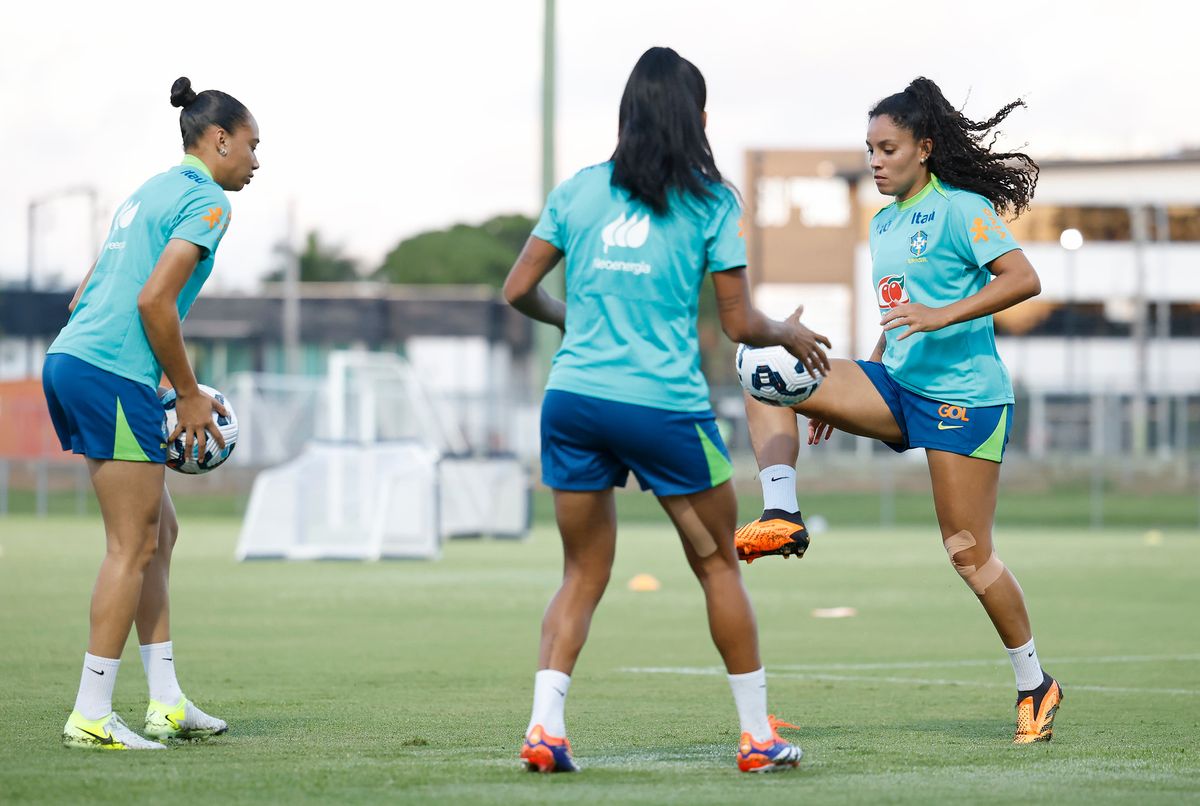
[541,389,733,496]
[856,360,1012,463]
[42,353,167,463]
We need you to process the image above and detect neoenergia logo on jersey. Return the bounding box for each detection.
[105,199,141,251]
[116,200,140,229]
[601,212,650,253]
[593,211,653,275]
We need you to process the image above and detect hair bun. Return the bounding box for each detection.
[170,77,197,109]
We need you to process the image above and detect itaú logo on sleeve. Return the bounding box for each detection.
[600,212,650,253]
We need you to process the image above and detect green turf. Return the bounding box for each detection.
[1,516,1198,804]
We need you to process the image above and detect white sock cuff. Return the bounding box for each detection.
[759,466,799,514]
[759,465,795,484]
[1005,637,1043,691]
[727,667,767,684]
[1005,638,1035,656]
[140,641,172,652]
[84,653,120,671]
[535,669,571,691]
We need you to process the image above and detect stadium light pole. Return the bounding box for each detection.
[1153,205,1172,458]
[1129,205,1150,458]
[533,0,560,387]
[283,198,301,376]
[1059,228,1083,391]
[25,185,99,377]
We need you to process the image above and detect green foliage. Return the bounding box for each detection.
[264,231,359,283]
[373,214,534,287]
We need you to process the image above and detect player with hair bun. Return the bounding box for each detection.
[47,77,259,750]
[735,77,1062,744]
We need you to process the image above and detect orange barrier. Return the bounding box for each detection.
[0,379,70,461]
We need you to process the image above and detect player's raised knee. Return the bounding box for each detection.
[942,529,1005,595]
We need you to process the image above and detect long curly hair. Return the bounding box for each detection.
[870,77,1038,218]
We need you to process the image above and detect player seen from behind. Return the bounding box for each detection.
[504,46,831,773]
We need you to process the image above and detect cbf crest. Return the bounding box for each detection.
[909,230,929,257]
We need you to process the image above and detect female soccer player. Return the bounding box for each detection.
[503,47,831,773]
[45,77,259,750]
[734,77,1061,744]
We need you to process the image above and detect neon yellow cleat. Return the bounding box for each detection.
[144,696,228,740]
[63,710,166,750]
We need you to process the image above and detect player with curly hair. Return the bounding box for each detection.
[735,77,1062,744]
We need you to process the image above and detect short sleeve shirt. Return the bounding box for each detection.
[48,156,231,389]
[868,174,1019,407]
[533,161,745,412]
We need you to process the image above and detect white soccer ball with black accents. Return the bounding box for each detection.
[735,344,823,407]
[160,384,238,474]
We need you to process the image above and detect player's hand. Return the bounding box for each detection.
[808,417,835,445]
[171,389,228,460]
[880,303,951,341]
[781,305,832,377]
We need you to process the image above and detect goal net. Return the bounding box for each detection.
[235,350,530,561]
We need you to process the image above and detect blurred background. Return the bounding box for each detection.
[2,0,1197,535]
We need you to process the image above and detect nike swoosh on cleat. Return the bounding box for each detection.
[936,422,964,430]
[79,728,114,745]
[87,667,105,676]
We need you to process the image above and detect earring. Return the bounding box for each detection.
[218,147,228,157]
[920,158,926,165]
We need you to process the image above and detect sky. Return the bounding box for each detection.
[1,0,1192,292]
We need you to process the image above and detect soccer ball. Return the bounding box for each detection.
[735,344,823,407]
[160,384,238,474]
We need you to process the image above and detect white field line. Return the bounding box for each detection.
[619,654,1200,697]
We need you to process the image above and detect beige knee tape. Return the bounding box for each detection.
[660,497,719,558]
[943,530,1006,595]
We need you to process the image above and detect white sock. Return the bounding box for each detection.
[727,667,773,742]
[527,669,570,737]
[140,641,184,705]
[1006,638,1044,691]
[74,653,120,720]
[759,465,798,513]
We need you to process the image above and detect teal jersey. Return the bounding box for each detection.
[532,162,745,412]
[869,174,1019,407]
[48,156,231,389]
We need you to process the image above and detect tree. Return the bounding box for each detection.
[373,214,534,287]
[264,231,359,283]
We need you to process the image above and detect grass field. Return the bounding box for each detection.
[1,515,1198,804]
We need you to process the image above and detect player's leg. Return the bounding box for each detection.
[63,458,168,750]
[137,485,227,740]
[522,488,617,772]
[658,482,801,772]
[537,489,618,674]
[738,359,903,562]
[926,449,1062,743]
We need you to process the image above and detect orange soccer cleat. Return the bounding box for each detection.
[737,715,803,772]
[1013,674,1063,744]
[520,724,579,773]
[734,509,810,564]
